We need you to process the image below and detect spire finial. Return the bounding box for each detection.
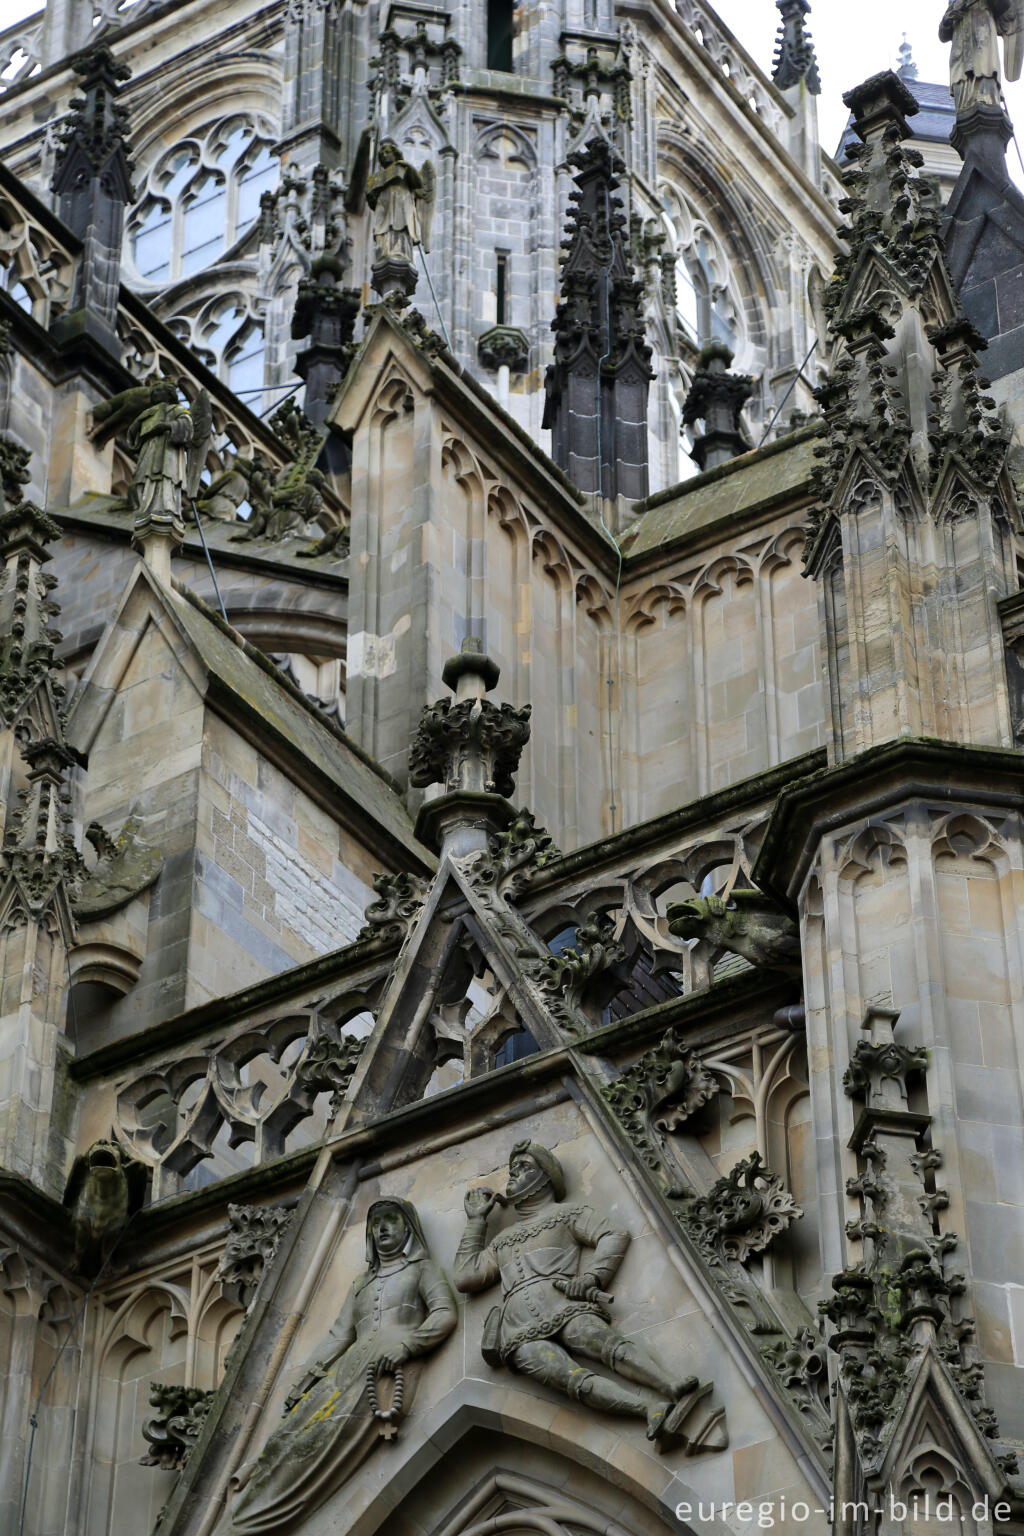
[51,42,134,202]
[897,33,919,80]
[409,639,531,857]
[682,343,756,472]
[542,137,653,512]
[0,438,63,726]
[772,0,821,95]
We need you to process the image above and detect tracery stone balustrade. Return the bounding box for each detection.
[672,0,785,131]
[0,180,74,329]
[0,14,42,93]
[114,1003,375,1193]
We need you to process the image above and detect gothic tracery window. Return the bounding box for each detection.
[166,294,266,397]
[659,184,743,358]
[127,118,276,286]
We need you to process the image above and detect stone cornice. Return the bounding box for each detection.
[753,738,1024,905]
[524,746,826,898]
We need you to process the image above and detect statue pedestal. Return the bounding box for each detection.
[133,514,184,584]
[371,255,418,303]
[950,100,1014,163]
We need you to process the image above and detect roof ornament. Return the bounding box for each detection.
[681,342,756,472]
[897,33,919,80]
[408,638,531,858]
[772,0,821,95]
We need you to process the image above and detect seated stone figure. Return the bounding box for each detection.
[454,1138,702,1446]
[226,1197,456,1534]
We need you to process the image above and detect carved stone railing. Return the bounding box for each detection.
[522,819,768,1003]
[112,993,381,1195]
[114,298,343,512]
[672,0,785,132]
[90,0,163,32]
[0,174,75,330]
[0,13,42,93]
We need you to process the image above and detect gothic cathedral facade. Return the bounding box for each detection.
[2,0,1024,1532]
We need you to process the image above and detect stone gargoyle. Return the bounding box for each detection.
[63,1137,147,1274]
[73,815,164,922]
[666,888,800,975]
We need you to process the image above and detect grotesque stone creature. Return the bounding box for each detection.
[667,888,801,974]
[63,1138,147,1275]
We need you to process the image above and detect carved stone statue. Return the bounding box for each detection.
[73,814,164,921]
[366,139,434,264]
[226,1198,456,1533]
[454,1139,718,1451]
[128,382,194,523]
[91,379,212,548]
[63,1138,147,1274]
[940,0,1024,114]
[667,889,801,974]
[196,457,254,521]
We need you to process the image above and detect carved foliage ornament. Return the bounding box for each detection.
[357,869,430,944]
[531,914,626,1035]
[686,1151,802,1265]
[843,1037,929,1100]
[293,1031,365,1112]
[465,809,560,901]
[602,1030,720,1186]
[216,1203,293,1310]
[408,697,532,798]
[140,1383,215,1470]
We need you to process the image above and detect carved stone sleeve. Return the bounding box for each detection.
[313,1282,358,1370]
[452,1216,500,1293]
[569,1205,630,1287]
[402,1261,458,1357]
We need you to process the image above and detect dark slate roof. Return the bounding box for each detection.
[835,76,955,161]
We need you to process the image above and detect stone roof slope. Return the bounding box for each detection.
[165,580,427,864]
[68,561,429,869]
[621,422,821,561]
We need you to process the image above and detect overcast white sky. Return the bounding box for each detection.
[1,0,1023,180]
[713,0,1024,167]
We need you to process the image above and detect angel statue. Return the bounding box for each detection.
[940,0,1024,115]
[224,1198,456,1535]
[366,139,435,266]
[91,379,212,534]
[195,455,255,521]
